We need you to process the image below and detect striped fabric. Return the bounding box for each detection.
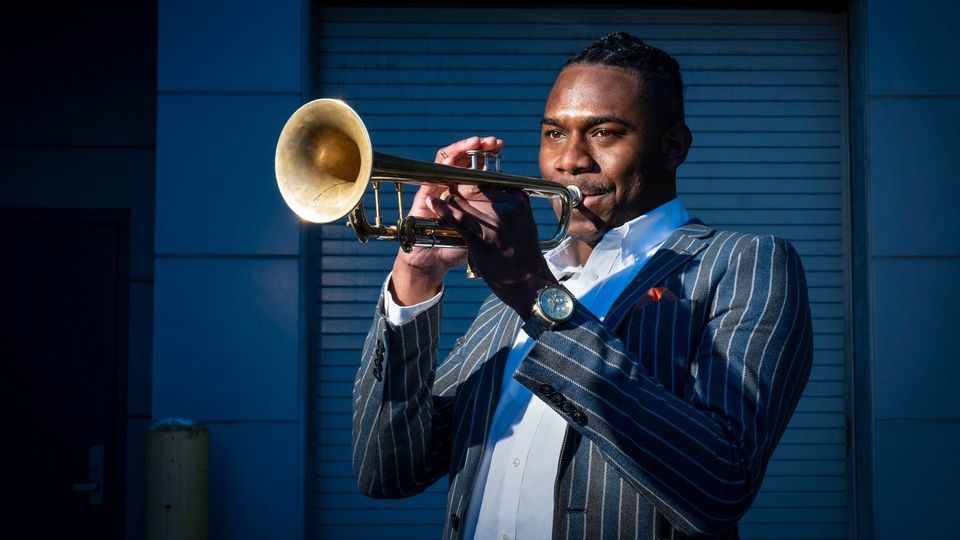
[352,221,814,539]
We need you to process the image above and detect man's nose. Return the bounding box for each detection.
[555,136,596,175]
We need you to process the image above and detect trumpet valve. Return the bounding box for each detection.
[466,150,502,172]
[467,150,480,170]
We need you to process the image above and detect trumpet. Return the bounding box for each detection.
[274,99,582,253]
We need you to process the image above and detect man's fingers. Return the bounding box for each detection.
[429,194,490,244]
[425,195,461,235]
[445,193,492,224]
[435,136,505,166]
[416,183,448,200]
[436,136,480,165]
[479,136,498,152]
[450,184,482,198]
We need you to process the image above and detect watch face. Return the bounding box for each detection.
[540,287,574,320]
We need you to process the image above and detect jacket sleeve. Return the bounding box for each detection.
[513,235,814,536]
[351,291,457,498]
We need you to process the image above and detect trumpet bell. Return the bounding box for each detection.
[275,99,373,224]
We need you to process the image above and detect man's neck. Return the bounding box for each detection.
[569,194,680,267]
[573,239,595,267]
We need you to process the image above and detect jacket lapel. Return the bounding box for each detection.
[605,220,713,332]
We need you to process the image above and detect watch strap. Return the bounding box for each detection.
[521,315,549,340]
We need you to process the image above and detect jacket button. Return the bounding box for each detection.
[373,367,382,381]
[561,402,576,414]
[539,383,554,395]
[550,393,566,405]
[376,340,385,353]
[450,514,460,531]
[572,411,586,425]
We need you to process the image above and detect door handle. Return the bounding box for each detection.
[71,445,104,506]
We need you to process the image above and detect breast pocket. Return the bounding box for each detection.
[620,297,695,395]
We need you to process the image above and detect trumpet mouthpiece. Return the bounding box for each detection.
[567,185,583,208]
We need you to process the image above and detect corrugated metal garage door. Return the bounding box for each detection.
[312,8,849,539]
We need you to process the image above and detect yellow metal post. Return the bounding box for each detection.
[145,419,208,540]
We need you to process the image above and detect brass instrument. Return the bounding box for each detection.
[274,98,582,253]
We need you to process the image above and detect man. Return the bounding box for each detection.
[352,32,812,540]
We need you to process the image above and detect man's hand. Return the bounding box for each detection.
[389,136,504,306]
[427,178,558,321]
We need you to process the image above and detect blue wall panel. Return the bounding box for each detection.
[159,0,301,92]
[154,0,306,534]
[875,422,960,540]
[155,95,302,255]
[865,0,960,536]
[874,259,960,419]
[206,424,301,539]
[153,258,299,420]
[868,0,960,95]
[868,99,960,257]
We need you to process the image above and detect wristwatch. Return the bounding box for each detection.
[521,284,576,339]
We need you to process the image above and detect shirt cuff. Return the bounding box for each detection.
[382,271,443,325]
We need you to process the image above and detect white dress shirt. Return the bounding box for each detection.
[382,199,690,540]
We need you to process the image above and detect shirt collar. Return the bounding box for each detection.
[545,198,690,278]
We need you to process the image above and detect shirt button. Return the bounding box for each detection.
[512,457,520,468]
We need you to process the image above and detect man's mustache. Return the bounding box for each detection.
[550,176,613,196]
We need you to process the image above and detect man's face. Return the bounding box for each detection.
[539,64,672,246]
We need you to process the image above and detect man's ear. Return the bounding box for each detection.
[661,122,693,173]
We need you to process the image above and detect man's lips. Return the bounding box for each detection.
[577,188,614,204]
[579,189,613,197]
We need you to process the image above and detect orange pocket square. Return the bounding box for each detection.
[631,286,678,312]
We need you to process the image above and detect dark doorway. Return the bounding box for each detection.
[0,209,128,539]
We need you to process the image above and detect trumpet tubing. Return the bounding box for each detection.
[275,98,581,252]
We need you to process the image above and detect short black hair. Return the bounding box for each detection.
[564,32,686,123]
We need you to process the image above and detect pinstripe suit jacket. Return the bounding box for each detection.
[352,221,813,539]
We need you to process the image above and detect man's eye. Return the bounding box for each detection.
[594,128,613,138]
[544,130,564,140]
